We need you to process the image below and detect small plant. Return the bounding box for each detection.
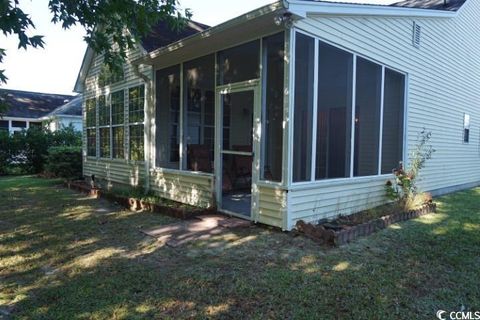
[386,129,435,210]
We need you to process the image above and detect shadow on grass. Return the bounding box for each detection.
[1,177,479,319]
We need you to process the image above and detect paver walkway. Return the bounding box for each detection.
[141,215,251,247]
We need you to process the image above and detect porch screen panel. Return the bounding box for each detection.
[293,33,315,182]
[381,69,405,174]
[183,54,215,173]
[316,41,353,180]
[217,40,260,85]
[354,58,382,177]
[155,65,181,169]
[262,32,284,182]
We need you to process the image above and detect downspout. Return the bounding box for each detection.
[132,62,153,193]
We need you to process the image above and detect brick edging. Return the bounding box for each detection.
[296,203,437,246]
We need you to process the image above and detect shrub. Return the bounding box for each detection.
[386,129,435,210]
[45,146,82,180]
[0,130,12,175]
[3,125,82,175]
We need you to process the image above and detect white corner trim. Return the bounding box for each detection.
[285,0,458,18]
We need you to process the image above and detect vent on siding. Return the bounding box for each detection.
[412,22,421,48]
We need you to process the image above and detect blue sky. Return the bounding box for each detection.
[0,0,393,95]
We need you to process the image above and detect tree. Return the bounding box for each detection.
[0,0,191,84]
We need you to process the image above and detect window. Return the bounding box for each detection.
[316,41,353,180]
[129,85,145,161]
[184,54,215,173]
[98,63,124,87]
[112,127,125,159]
[463,113,470,143]
[11,121,26,128]
[85,98,97,157]
[98,95,109,126]
[86,98,96,128]
[111,90,125,159]
[29,122,42,129]
[97,96,110,158]
[0,120,8,132]
[87,129,96,157]
[293,32,406,183]
[217,40,260,85]
[129,85,145,123]
[382,69,405,174]
[129,124,144,161]
[262,32,285,182]
[99,127,110,158]
[354,58,382,177]
[293,33,315,182]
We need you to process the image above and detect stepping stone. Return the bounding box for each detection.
[218,218,251,229]
[141,214,251,248]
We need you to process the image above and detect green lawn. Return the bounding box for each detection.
[0,176,479,319]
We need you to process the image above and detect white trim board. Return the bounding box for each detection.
[284,0,458,18]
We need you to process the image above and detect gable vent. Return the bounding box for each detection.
[412,22,421,48]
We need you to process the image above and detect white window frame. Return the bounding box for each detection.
[289,28,408,187]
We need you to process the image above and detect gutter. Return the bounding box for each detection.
[132,63,152,193]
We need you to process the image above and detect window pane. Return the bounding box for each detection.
[129,125,144,161]
[87,129,96,157]
[12,121,26,128]
[29,122,42,129]
[354,58,382,177]
[112,127,124,159]
[98,96,109,126]
[184,54,215,173]
[262,32,284,182]
[381,69,405,174]
[316,41,353,180]
[155,66,180,169]
[129,85,145,123]
[99,127,110,158]
[0,120,8,131]
[293,33,315,182]
[111,90,125,125]
[218,40,260,85]
[86,98,96,127]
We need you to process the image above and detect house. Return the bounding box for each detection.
[40,95,83,132]
[0,89,82,133]
[75,0,479,230]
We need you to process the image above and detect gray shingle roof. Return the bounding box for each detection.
[0,89,75,119]
[45,95,82,118]
[390,0,466,11]
[140,20,210,53]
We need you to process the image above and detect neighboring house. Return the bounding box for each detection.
[0,89,81,133]
[75,0,479,230]
[40,96,83,132]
